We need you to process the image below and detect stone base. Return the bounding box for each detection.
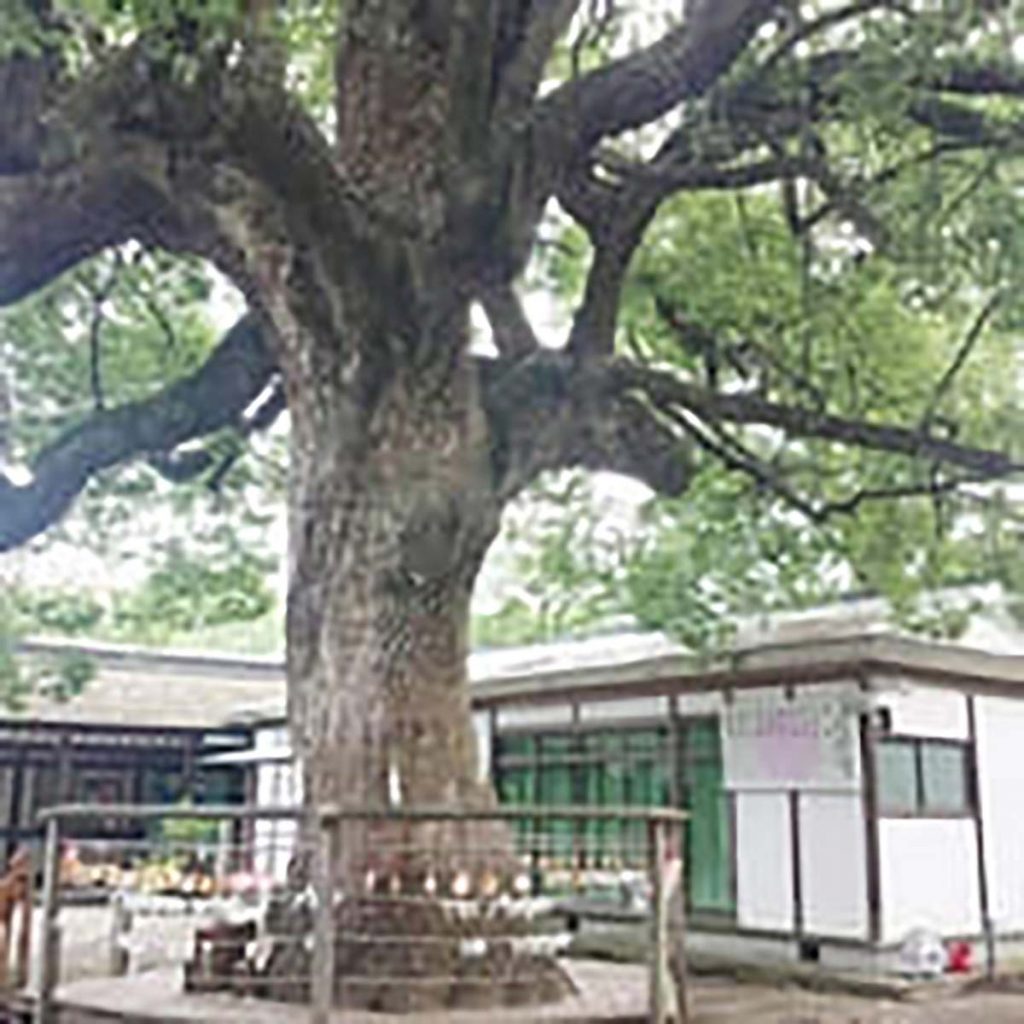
[252,890,576,1012]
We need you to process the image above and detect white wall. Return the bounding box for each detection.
[472,710,491,784]
[876,682,969,740]
[736,792,793,932]
[975,696,1024,933]
[878,818,980,942]
[579,696,669,722]
[254,757,302,882]
[496,704,573,729]
[800,793,869,939]
[870,684,982,942]
[728,683,867,940]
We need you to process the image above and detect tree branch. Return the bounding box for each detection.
[537,0,775,156]
[493,0,580,129]
[479,283,540,361]
[0,315,277,551]
[482,351,1023,505]
[565,219,655,360]
[0,156,172,308]
[482,352,695,500]
[616,362,1024,480]
[919,290,1003,434]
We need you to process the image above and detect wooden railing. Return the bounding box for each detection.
[35,803,690,1024]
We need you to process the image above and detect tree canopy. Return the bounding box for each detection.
[0,0,1023,793]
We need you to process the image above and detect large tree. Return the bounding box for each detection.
[2,0,1023,818]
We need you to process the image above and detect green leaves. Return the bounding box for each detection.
[0,592,97,707]
[111,532,276,641]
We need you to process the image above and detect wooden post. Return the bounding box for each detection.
[310,814,338,1024]
[649,818,690,1024]
[666,820,690,1023]
[15,856,31,990]
[108,891,133,977]
[648,819,668,1024]
[34,817,61,1024]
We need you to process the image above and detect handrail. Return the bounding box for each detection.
[38,802,688,824]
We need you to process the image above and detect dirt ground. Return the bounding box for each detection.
[688,976,1024,1023]
[44,962,1024,1024]
[38,907,1024,1023]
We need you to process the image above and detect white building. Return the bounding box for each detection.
[231,594,1024,972]
[24,593,1024,972]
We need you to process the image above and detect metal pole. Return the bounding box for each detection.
[34,817,61,1024]
[310,814,337,1024]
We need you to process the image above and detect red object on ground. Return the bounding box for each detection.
[947,940,973,973]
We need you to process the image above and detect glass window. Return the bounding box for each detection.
[497,734,533,760]
[684,720,720,757]
[539,734,572,758]
[875,738,971,817]
[875,740,918,814]
[921,743,969,815]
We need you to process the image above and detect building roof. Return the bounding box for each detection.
[16,591,1024,730]
[10,638,282,732]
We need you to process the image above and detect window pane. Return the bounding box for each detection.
[497,734,533,761]
[539,734,573,758]
[921,743,969,814]
[876,741,918,814]
[626,730,663,755]
[684,720,721,760]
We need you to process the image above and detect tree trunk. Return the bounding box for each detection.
[286,347,500,817]
[266,318,575,1011]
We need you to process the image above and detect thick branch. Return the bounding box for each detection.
[616,363,1024,480]
[538,0,775,155]
[483,353,694,500]
[479,284,539,361]
[483,352,1022,504]
[0,155,171,307]
[493,0,579,129]
[0,315,276,551]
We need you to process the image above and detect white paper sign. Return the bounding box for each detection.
[723,689,860,790]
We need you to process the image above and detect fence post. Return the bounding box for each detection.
[34,817,61,1024]
[311,812,338,1024]
[666,820,690,1023]
[649,818,690,1024]
[16,852,33,990]
[108,891,133,977]
[648,818,668,1024]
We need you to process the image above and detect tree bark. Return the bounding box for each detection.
[285,333,502,817]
